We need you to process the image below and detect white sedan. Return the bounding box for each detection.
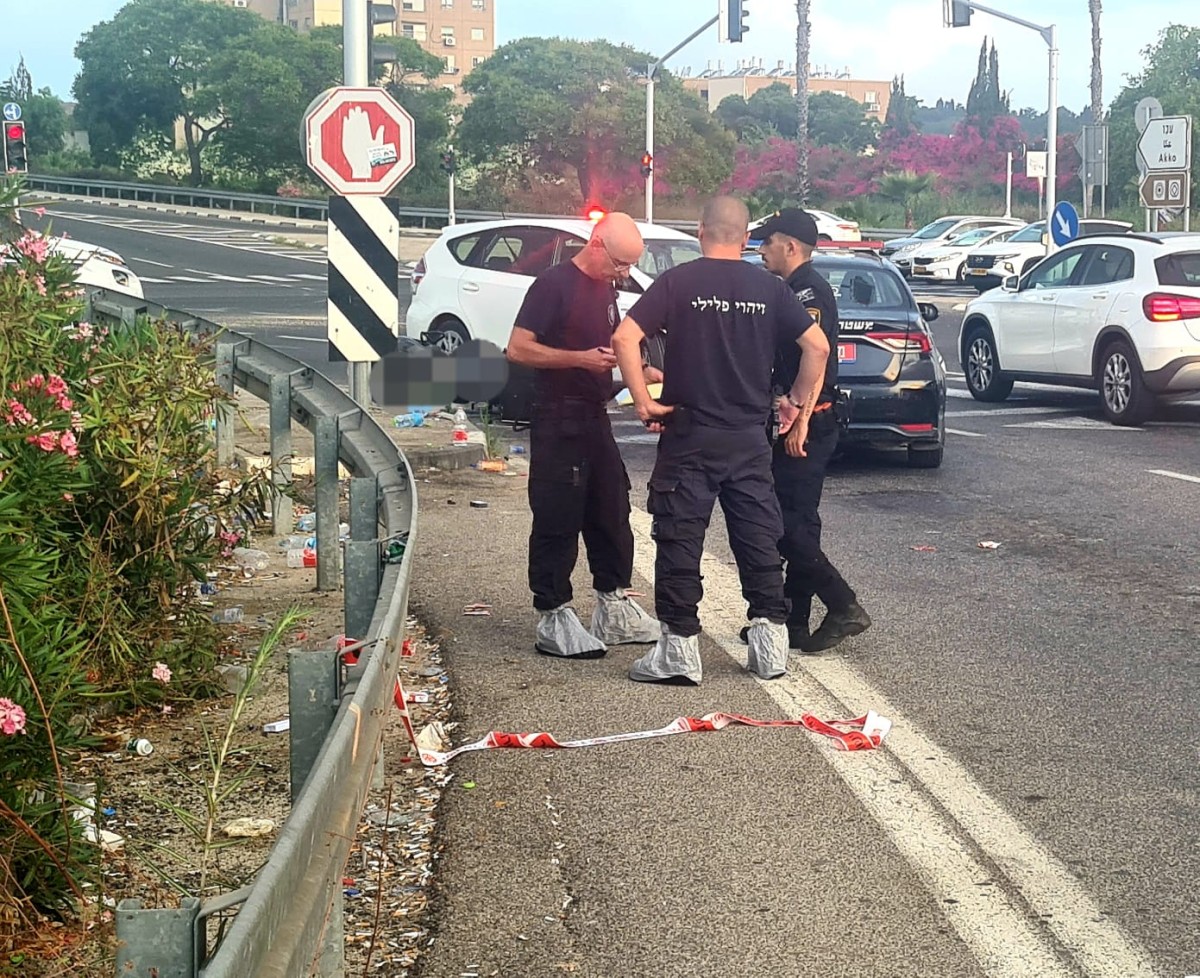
[50,236,145,298]
[908,225,1021,283]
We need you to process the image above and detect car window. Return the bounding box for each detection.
[914,218,959,240]
[638,238,702,279]
[557,234,587,265]
[818,265,910,310]
[447,232,484,264]
[1078,246,1134,286]
[990,229,1016,243]
[1024,248,1087,290]
[1010,223,1046,243]
[1154,252,1200,286]
[477,226,559,276]
[953,228,997,246]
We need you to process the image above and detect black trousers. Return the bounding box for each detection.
[647,421,788,637]
[772,410,856,626]
[527,406,634,612]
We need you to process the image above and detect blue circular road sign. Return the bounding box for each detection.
[2,103,21,122]
[1051,201,1080,246]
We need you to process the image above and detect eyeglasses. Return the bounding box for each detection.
[600,238,633,274]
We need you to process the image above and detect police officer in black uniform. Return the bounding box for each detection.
[611,196,831,685]
[506,212,660,660]
[755,207,871,652]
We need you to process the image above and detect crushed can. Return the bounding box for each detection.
[127,738,153,756]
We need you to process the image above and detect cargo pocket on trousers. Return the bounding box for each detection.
[647,476,679,540]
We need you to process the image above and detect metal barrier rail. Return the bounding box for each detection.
[26,172,907,239]
[85,290,418,978]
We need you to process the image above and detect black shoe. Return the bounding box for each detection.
[739,623,809,649]
[803,602,871,653]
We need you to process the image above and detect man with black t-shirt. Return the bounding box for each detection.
[611,196,831,685]
[756,208,870,653]
[506,212,660,660]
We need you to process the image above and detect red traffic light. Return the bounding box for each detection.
[5,123,23,141]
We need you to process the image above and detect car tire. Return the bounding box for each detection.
[963,325,1014,402]
[1097,339,1153,426]
[956,262,967,284]
[818,234,832,242]
[907,445,943,468]
[432,317,469,355]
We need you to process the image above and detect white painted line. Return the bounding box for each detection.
[949,406,1065,418]
[131,258,174,268]
[1006,418,1140,431]
[293,273,327,281]
[277,335,326,343]
[164,276,211,283]
[1145,420,1200,428]
[946,370,965,379]
[946,427,985,437]
[628,507,1163,978]
[246,275,296,282]
[137,277,171,284]
[206,273,262,284]
[953,303,968,311]
[1148,468,1200,484]
[615,433,661,444]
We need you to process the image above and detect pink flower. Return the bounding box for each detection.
[74,323,94,340]
[14,232,49,264]
[0,698,27,736]
[26,374,44,390]
[33,275,47,297]
[27,432,58,452]
[62,492,74,501]
[59,431,79,458]
[70,411,84,432]
[45,375,67,397]
[4,399,34,426]
[34,207,46,217]
[152,662,172,685]
[58,396,73,412]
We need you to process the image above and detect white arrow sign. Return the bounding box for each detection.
[1137,115,1192,173]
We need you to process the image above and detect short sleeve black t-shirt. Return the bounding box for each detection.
[514,260,620,404]
[628,257,813,429]
[775,263,839,406]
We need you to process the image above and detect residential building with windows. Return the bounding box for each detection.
[681,60,890,121]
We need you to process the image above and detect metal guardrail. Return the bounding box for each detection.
[26,172,907,239]
[85,290,418,978]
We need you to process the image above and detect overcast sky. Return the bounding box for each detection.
[1,1,1189,113]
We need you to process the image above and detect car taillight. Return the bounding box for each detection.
[837,223,858,230]
[1143,292,1200,321]
[412,258,426,292]
[868,331,932,354]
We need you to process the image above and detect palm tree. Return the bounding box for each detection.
[795,0,811,203]
[877,170,938,228]
[1088,0,1103,124]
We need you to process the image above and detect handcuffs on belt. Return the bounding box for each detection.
[768,388,851,443]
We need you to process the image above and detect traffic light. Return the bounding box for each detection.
[368,2,398,80]
[718,0,748,43]
[640,151,653,178]
[440,150,456,175]
[944,0,972,28]
[4,121,28,173]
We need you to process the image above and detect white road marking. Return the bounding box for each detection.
[131,258,174,268]
[946,427,985,437]
[627,507,1163,978]
[206,273,262,283]
[1006,418,1139,431]
[293,273,327,281]
[946,370,966,379]
[137,277,172,284]
[165,276,211,283]
[246,274,297,282]
[615,433,661,444]
[948,406,1065,417]
[953,303,968,311]
[277,335,326,343]
[1148,468,1200,484]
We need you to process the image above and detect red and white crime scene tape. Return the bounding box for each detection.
[380,641,889,766]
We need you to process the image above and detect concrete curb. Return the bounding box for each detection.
[403,443,487,471]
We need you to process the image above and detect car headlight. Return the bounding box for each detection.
[999,261,1016,273]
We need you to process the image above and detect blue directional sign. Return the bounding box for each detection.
[2,103,20,123]
[1050,200,1079,246]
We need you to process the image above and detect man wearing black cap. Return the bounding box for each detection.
[754,207,871,653]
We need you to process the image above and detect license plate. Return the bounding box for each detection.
[837,342,856,364]
[968,268,989,276]
[913,268,932,275]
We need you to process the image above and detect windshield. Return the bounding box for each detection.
[1010,222,1046,243]
[637,238,702,279]
[950,228,998,246]
[817,264,911,312]
[914,218,959,240]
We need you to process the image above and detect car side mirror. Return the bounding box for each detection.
[1002,275,1019,292]
[1040,232,1049,247]
[917,302,939,322]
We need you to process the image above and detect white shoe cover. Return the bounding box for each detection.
[745,618,788,680]
[628,625,702,686]
[590,589,660,645]
[535,606,606,660]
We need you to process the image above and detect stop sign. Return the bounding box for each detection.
[303,87,416,196]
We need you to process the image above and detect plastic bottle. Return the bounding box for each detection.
[231,548,269,573]
[287,548,317,568]
[452,406,469,444]
[277,534,309,550]
[295,513,316,532]
[211,606,245,624]
[393,409,426,429]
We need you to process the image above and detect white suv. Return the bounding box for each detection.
[963,218,1134,293]
[406,218,701,354]
[958,233,1200,425]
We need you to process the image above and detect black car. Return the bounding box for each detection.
[744,250,947,468]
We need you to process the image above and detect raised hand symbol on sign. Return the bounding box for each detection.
[342,106,385,180]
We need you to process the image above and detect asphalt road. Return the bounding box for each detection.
[28,200,1200,977]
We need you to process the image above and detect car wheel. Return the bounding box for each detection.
[1098,339,1153,426]
[963,326,1014,402]
[956,262,967,284]
[818,234,832,242]
[432,318,469,355]
[907,445,943,468]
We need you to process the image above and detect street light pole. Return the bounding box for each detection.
[644,15,718,224]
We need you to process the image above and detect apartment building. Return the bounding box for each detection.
[681,60,891,121]
[208,0,495,97]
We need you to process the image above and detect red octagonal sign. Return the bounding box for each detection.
[304,87,416,196]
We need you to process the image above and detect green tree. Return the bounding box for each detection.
[385,42,456,204]
[715,83,799,143]
[809,91,878,151]
[1107,25,1200,207]
[1,60,69,163]
[883,75,918,137]
[73,0,262,185]
[966,38,1010,129]
[877,169,938,228]
[459,38,732,205]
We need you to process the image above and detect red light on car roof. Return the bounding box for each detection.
[586,206,606,222]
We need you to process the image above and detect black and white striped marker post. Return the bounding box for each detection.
[327,194,401,366]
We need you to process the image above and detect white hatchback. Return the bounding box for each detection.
[406,218,702,354]
[958,233,1200,425]
[909,225,1022,283]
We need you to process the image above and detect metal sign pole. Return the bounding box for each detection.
[344,0,371,408]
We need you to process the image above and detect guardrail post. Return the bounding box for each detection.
[215,341,235,468]
[314,415,340,591]
[319,891,346,978]
[114,896,201,977]
[344,477,380,640]
[288,648,340,802]
[269,374,294,535]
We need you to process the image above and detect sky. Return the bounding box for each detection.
[0,0,1191,113]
